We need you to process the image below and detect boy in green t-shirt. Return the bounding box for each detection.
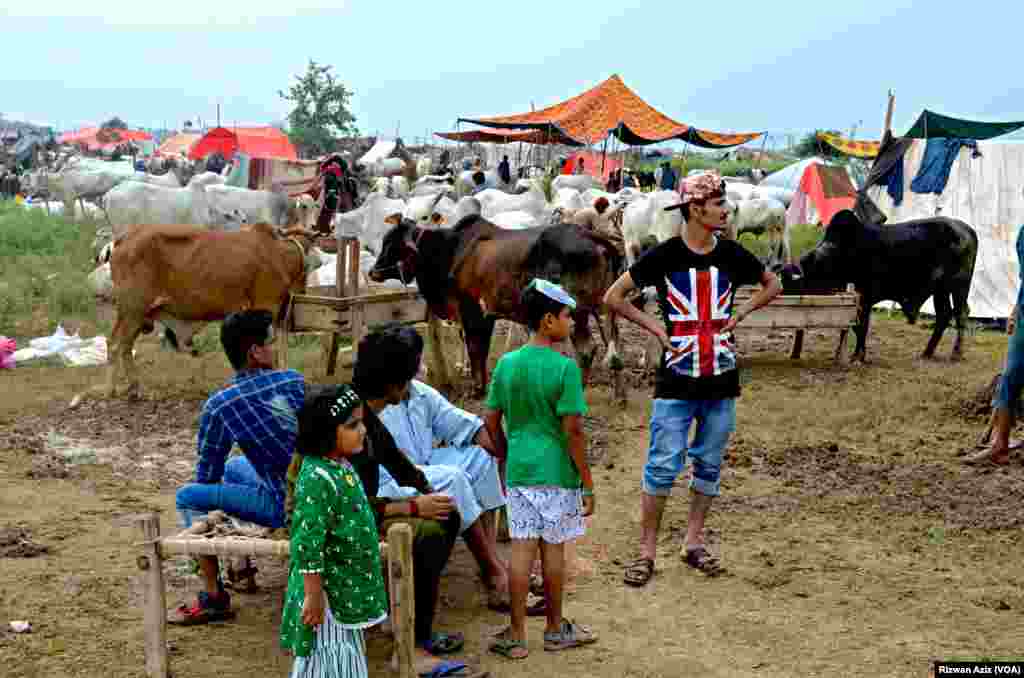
[484,278,598,661]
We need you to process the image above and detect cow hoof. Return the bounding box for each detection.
[950,353,965,363]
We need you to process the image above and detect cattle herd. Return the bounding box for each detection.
[0,142,979,403]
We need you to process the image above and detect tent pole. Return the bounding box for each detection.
[882,90,895,138]
[601,135,608,177]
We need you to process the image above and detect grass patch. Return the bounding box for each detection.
[0,200,101,337]
[737,222,822,260]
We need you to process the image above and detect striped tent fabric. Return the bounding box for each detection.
[691,129,765,149]
[459,74,762,148]
[817,131,881,159]
[435,127,582,146]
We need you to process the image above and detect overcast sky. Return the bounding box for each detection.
[3,0,1022,148]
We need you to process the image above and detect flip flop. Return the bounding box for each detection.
[623,557,655,587]
[488,628,529,660]
[419,660,467,678]
[684,547,723,577]
[423,632,465,656]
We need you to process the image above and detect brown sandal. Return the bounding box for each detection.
[623,557,655,587]
[684,547,723,577]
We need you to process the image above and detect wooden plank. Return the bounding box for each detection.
[159,537,291,559]
[387,523,416,678]
[739,306,858,330]
[291,295,428,334]
[136,514,168,678]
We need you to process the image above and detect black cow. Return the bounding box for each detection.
[636,171,657,192]
[784,209,978,362]
[368,215,623,396]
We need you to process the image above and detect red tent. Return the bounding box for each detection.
[189,126,297,161]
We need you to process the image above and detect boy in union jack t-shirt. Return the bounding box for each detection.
[604,171,781,583]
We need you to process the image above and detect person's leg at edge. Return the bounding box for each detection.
[409,513,460,673]
[639,399,690,562]
[510,538,540,642]
[684,399,732,552]
[539,540,565,635]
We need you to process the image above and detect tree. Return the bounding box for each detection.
[279,60,358,158]
[101,116,129,130]
[792,130,843,159]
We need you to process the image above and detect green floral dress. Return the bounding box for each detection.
[280,456,387,658]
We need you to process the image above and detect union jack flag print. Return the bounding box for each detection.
[664,267,736,377]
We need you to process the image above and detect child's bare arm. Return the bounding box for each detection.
[484,409,508,460]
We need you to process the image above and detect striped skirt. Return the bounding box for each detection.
[290,606,378,678]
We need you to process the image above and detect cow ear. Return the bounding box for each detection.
[384,213,402,226]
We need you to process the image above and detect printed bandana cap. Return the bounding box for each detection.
[527,278,577,310]
[664,170,726,211]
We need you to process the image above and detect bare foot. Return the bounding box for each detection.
[963,447,1010,466]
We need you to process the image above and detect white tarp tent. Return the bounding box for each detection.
[867,140,1024,319]
[761,157,823,190]
[358,139,397,166]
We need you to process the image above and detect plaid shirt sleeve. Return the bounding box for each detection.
[194,400,234,484]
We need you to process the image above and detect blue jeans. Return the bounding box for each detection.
[642,399,736,498]
[176,457,286,529]
[995,315,1024,414]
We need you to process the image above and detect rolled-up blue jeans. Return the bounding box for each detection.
[176,457,285,529]
[994,311,1024,415]
[642,398,736,497]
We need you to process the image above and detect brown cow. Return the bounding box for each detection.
[368,214,624,398]
[97,223,319,399]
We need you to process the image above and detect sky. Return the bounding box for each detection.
[3,0,1023,149]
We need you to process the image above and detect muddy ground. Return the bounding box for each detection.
[2,315,1024,678]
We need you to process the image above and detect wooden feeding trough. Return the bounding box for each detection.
[133,513,417,678]
[733,283,860,363]
[277,237,455,384]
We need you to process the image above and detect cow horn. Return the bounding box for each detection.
[430,191,445,210]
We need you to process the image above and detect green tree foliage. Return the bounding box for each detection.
[792,130,843,159]
[279,60,358,158]
[100,117,129,130]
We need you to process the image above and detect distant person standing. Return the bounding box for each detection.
[606,168,622,193]
[660,162,677,191]
[574,157,586,175]
[498,155,511,186]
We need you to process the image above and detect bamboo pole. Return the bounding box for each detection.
[326,237,352,376]
[883,90,895,137]
[136,514,169,678]
[387,524,415,678]
[347,237,364,353]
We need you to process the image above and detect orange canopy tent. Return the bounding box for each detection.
[458,74,763,148]
[58,127,152,151]
[435,127,582,146]
[156,132,202,157]
[188,126,297,161]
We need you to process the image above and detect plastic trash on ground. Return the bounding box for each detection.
[0,336,15,369]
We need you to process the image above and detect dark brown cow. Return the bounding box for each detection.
[100,223,319,398]
[369,215,623,396]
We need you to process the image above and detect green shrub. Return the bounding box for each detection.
[0,201,100,335]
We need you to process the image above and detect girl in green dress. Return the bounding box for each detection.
[281,384,387,678]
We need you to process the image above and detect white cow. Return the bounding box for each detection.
[620,190,685,266]
[416,156,432,178]
[203,184,293,228]
[489,210,542,229]
[475,185,546,220]
[404,192,455,227]
[724,180,758,203]
[724,197,791,267]
[551,174,599,192]
[49,168,128,216]
[552,187,584,212]
[137,171,182,188]
[334,192,407,255]
[187,171,226,189]
[103,182,212,240]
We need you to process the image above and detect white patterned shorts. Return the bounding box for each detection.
[507,486,586,544]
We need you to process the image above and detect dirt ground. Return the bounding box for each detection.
[2,315,1024,678]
